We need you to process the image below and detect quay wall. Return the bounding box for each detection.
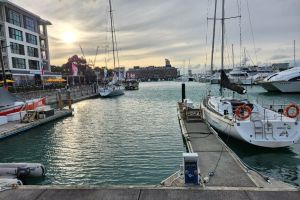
[14,85,98,105]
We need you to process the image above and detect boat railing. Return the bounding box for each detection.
[251,103,300,122]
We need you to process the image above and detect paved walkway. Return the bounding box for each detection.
[1,187,299,200]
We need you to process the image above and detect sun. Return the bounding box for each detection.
[62,31,76,44]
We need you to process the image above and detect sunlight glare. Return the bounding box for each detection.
[62,31,76,44]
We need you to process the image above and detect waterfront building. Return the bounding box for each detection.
[0,0,54,85]
[126,65,179,81]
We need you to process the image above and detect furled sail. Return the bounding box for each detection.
[220,70,246,94]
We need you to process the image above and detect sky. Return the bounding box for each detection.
[10,0,300,72]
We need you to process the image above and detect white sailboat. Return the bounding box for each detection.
[201,0,300,148]
[99,0,124,98]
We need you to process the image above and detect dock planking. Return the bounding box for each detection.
[174,102,298,190]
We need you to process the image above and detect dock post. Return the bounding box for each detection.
[58,90,63,110]
[67,90,72,110]
[182,83,186,103]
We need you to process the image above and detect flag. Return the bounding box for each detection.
[72,62,78,76]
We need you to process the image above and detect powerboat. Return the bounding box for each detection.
[124,79,139,90]
[258,67,300,93]
[201,96,300,148]
[228,67,253,85]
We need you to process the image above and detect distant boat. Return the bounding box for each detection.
[124,79,139,90]
[228,67,253,85]
[210,72,220,84]
[258,67,300,93]
[98,0,124,98]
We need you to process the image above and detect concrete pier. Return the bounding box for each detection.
[0,109,72,140]
[0,186,299,200]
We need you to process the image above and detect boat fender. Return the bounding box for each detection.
[235,105,252,120]
[284,104,300,118]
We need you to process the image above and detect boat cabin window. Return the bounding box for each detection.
[288,76,300,82]
[267,74,278,80]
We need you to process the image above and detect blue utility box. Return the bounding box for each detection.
[183,153,199,185]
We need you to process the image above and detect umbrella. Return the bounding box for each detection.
[45,78,66,83]
[0,79,15,84]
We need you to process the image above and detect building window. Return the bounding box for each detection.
[6,8,21,27]
[24,16,37,32]
[12,57,26,69]
[26,33,37,45]
[10,42,25,55]
[9,27,23,41]
[27,46,38,57]
[28,60,39,70]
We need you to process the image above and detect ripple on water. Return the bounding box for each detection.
[0,82,299,186]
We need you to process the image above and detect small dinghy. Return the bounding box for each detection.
[0,163,45,178]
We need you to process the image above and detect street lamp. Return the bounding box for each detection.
[0,43,9,87]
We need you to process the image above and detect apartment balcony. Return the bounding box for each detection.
[0,31,5,39]
[40,44,47,50]
[40,34,47,40]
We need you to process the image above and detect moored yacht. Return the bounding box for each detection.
[228,67,253,85]
[201,96,300,148]
[258,67,300,93]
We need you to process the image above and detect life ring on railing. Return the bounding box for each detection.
[284,103,300,118]
[235,105,252,120]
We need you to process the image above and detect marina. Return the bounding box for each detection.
[0,0,299,199]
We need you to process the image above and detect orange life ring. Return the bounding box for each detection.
[235,105,252,120]
[284,103,300,118]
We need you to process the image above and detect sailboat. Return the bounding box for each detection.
[99,0,124,98]
[201,0,300,148]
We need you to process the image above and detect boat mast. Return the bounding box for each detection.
[232,44,235,68]
[210,0,218,74]
[294,40,296,67]
[108,0,116,70]
[220,0,225,96]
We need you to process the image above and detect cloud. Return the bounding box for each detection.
[270,54,290,60]
[8,0,300,69]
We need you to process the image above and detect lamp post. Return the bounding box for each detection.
[0,43,8,88]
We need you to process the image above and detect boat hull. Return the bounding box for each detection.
[0,97,46,116]
[99,88,124,97]
[271,81,300,93]
[201,99,300,148]
[257,81,279,92]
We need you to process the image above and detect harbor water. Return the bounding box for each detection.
[0,82,299,186]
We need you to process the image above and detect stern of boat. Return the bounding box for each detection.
[234,120,300,148]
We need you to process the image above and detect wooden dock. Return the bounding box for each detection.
[0,109,72,140]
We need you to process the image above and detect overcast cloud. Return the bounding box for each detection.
[10,0,300,71]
